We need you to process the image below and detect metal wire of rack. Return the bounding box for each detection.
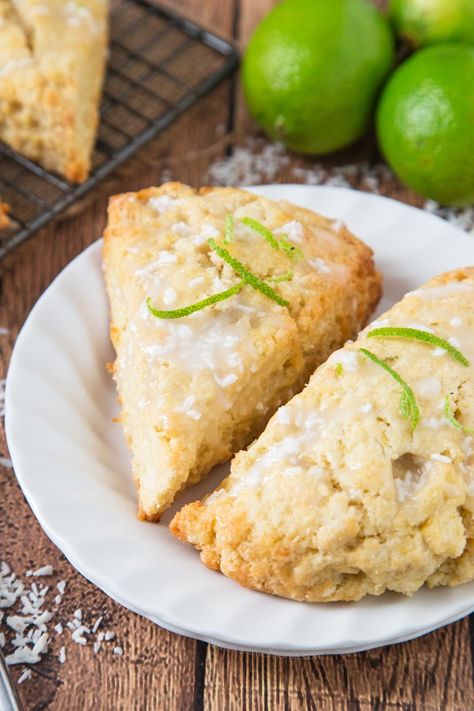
[0,0,238,259]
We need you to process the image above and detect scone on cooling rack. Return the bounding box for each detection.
[171,268,474,602]
[0,201,10,228]
[0,0,108,182]
[103,182,381,520]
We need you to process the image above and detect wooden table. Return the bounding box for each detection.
[1,1,474,709]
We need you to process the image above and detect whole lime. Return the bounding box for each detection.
[242,0,395,155]
[376,44,474,206]
[390,0,474,47]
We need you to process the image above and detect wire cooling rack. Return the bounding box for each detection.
[0,0,238,259]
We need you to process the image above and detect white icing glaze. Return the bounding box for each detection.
[415,377,442,400]
[392,455,434,502]
[0,58,34,76]
[407,322,434,333]
[431,453,452,464]
[308,257,332,274]
[172,222,191,237]
[274,221,304,244]
[147,195,178,214]
[412,282,474,301]
[175,395,202,420]
[330,350,359,372]
[193,224,219,246]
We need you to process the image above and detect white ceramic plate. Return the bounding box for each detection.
[6,185,474,656]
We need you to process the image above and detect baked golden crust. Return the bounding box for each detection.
[0,201,10,228]
[103,182,381,520]
[0,0,108,182]
[171,268,474,602]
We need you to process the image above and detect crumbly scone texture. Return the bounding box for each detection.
[103,182,381,520]
[171,268,474,601]
[0,201,10,228]
[0,0,108,182]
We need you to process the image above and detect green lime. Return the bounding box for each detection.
[376,44,474,206]
[390,0,474,47]
[242,0,395,155]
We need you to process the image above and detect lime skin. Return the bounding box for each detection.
[242,0,395,155]
[377,44,474,207]
[390,0,474,47]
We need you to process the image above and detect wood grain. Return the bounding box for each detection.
[1,0,473,709]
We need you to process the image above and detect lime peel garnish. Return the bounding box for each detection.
[241,217,304,262]
[241,217,280,250]
[146,282,244,319]
[444,394,474,435]
[223,214,234,244]
[335,362,344,377]
[208,238,289,308]
[360,347,420,430]
[367,327,469,367]
[277,235,304,262]
[267,270,294,283]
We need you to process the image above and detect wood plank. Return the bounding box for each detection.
[2,0,474,709]
[202,1,474,710]
[0,1,236,709]
[234,0,274,139]
[204,619,473,711]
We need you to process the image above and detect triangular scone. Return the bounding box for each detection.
[171,268,474,601]
[104,182,381,520]
[0,201,10,228]
[0,0,108,182]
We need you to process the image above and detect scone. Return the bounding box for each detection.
[0,0,108,182]
[104,182,381,520]
[0,201,10,228]
[171,268,474,602]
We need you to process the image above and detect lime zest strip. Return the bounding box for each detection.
[277,235,304,262]
[367,327,469,367]
[223,214,234,244]
[444,394,474,435]
[360,347,420,430]
[240,216,280,250]
[241,217,304,261]
[335,362,344,377]
[267,269,294,283]
[208,238,289,308]
[146,282,244,319]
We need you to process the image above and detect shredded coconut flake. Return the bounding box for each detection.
[431,453,452,464]
[92,616,103,634]
[1,562,122,672]
[17,667,32,684]
[30,565,53,577]
[0,379,5,418]
[147,195,177,214]
[205,139,474,237]
[308,257,332,274]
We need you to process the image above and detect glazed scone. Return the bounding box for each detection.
[0,0,108,182]
[171,268,474,602]
[104,182,381,520]
[0,202,10,228]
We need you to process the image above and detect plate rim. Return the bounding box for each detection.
[6,184,474,656]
